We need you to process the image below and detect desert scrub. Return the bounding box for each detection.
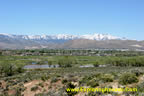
[15,87,23,96]
[35,90,67,96]
[131,69,143,77]
[87,80,99,87]
[50,77,59,83]
[100,74,114,83]
[38,82,44,88]
[79,76,92,85]
[119,73,138,85]
[87,91,103,96]
[79,73,101,85]
[62,79,68,84]
[41,74,49,81]
[31,86,39,91]
[136,81,144,93]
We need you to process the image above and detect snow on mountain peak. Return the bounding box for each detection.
[0,33,122,40]
[80,33,120,40]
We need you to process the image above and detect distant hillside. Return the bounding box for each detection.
[60,39,144,49]
[0,33,144,49]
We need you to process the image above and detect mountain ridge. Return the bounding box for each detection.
[0,33,124,40]
[0,33,143,49]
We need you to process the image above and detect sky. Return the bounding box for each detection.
[0,0,144,40]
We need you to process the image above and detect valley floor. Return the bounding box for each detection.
[0,67,144,96]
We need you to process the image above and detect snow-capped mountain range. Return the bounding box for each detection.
[0,33,123,40]
[2,33,142,50]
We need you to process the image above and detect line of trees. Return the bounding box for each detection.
[1,49,144,56]
[94,56,144,67]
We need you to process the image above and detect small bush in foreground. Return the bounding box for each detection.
[62,79,68,84]
[87,80,99,87]
[100,74,114,83]
[51,77,59,83]
[119,73,138,85]
[31,86,39,91]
